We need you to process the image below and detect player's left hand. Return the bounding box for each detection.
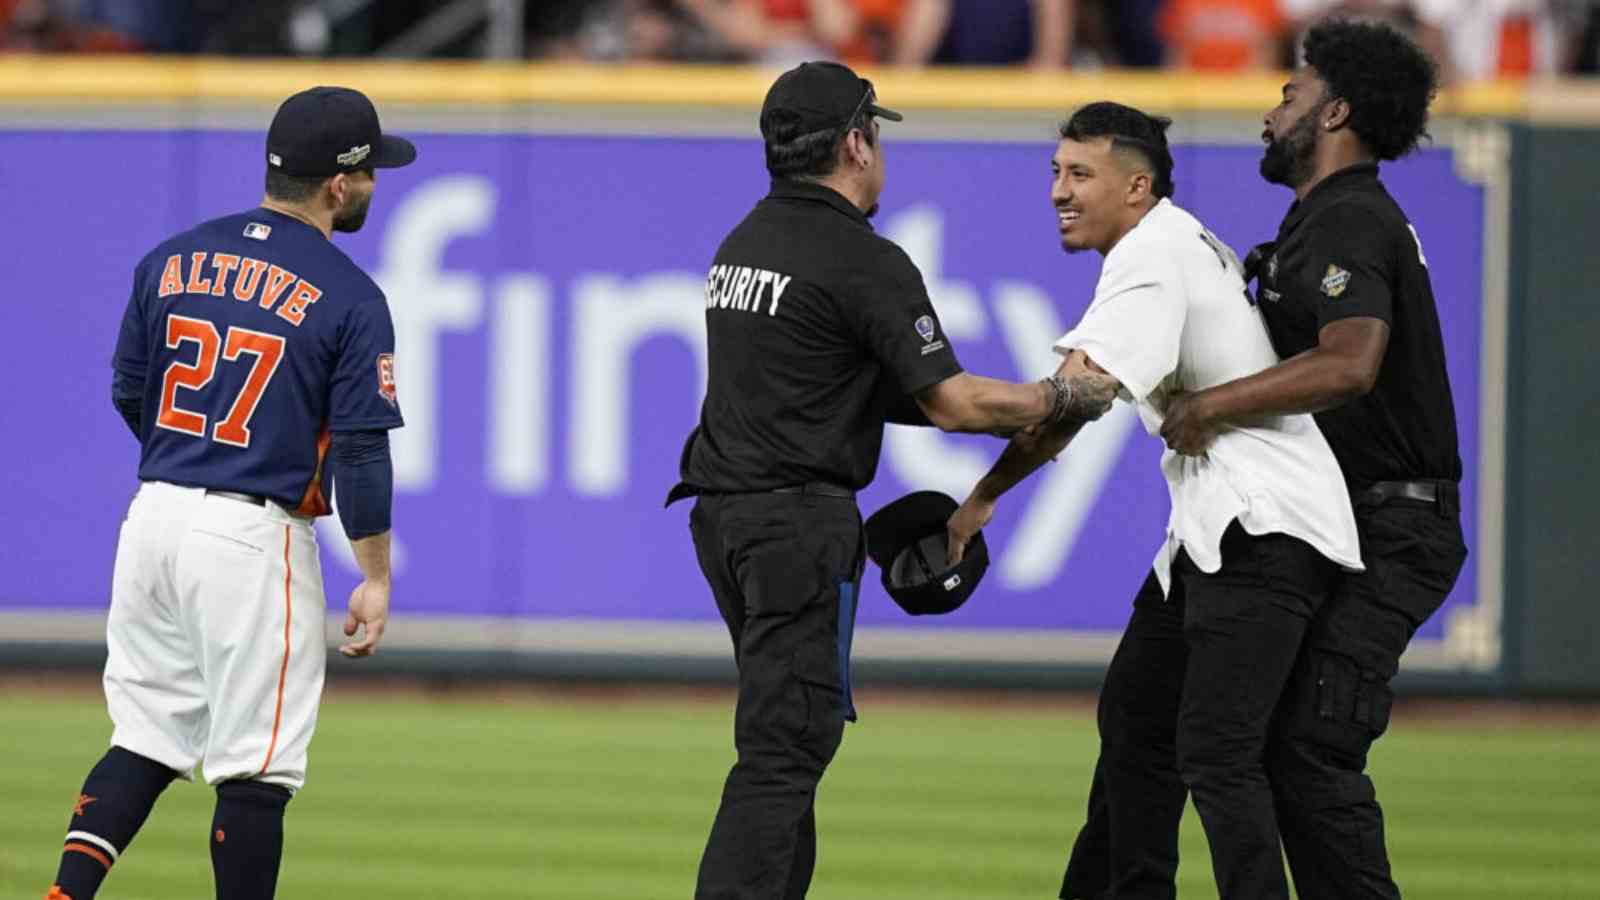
[339,578,390,658]
[1161,390,1220,457]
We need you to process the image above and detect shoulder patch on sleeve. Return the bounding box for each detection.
[377,353,398,408]
[913,314,946,355]
[1320,264,1351,299]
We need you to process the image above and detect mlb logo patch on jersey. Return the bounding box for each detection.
[1320,264,1351,299]
[376,353,398,408]
[243,223,272,240]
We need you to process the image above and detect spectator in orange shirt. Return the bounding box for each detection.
[1159,0,1287,70]
[674,0,911,66]
[811,0,909,64]
[674,0,832,64]
[682,0,901,65]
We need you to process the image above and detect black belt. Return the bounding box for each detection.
[206,489,267,507]
[1356,480,1458,518]
[772,482,855,500]
[665,480,855,506]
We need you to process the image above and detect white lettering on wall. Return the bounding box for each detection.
[355,176,1137,589]
[488,274,552,494]
[374,176,493,489]
[568,272,709,496]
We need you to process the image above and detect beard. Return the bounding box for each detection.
[1260,104,1322,188]
[332,193,372,233]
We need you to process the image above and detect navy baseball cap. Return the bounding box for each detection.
[760,61,903,139]
[266,86,417,177]
[864,491,989,617]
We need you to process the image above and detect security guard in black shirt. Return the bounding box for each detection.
[1162,21,1469,900]
[671,61,1119,900]
[1248,167,1461,489]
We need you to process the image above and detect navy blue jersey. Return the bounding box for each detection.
[113,208,404,514]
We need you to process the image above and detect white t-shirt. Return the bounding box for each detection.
[1054,199,1363,594]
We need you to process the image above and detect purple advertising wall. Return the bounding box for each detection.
[0,128,1483,646]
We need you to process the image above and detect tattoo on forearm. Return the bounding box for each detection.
[1042,372,1117,423]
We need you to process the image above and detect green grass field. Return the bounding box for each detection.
[2,681,1596,900]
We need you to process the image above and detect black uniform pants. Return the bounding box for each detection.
[1267,497,1467,900]
[1061,500,1466,900]
[688,492,864,900]
[1061,523,1339,900]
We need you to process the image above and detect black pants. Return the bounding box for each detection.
[1062,523,1338,900]
[1267,497,1467,900]
[689,492,864,900]
[1062,502,1466,900]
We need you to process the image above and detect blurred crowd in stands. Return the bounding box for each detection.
[4,0,1600,79]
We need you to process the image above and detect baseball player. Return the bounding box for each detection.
[43,87,414,900]
[945,102,1364,899]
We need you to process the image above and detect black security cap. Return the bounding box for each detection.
[266,86,417,178]
[760,61,903,139]
[864,491,989,617]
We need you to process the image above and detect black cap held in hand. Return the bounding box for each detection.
[864,491,989,617]
[266,86,417,178]
[760,61,904,139]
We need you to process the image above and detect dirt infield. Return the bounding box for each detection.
[6,669,1598,728]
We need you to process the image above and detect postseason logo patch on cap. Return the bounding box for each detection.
[337,144,372,167]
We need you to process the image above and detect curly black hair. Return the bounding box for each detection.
[1059,101,1176,199]
[1302,19,1438,161]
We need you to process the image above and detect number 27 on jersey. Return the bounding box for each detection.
[157,314,284,448]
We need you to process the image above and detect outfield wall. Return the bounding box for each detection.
[0,58,1592,693]
[1501,125,1600,696]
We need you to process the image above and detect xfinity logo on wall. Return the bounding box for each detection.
[358,175,1138,591]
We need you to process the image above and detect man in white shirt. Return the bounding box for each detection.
[945,102,1362,900]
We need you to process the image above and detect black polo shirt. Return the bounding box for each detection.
[676,179,964,493]
[1256,163,1462,486]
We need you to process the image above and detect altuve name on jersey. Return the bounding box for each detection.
[704,265,794,317]
[156,251,322,327]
